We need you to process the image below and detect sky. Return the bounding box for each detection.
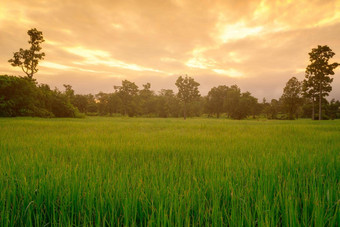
[1,0,340,100]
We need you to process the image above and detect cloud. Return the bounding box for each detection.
[0,0,339,100]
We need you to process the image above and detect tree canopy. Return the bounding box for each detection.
[8,28,45,79]
[281,77,302,120]
[175,75,200,119]
[304,45,339,120]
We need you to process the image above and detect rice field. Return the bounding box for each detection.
[0,117,339,226]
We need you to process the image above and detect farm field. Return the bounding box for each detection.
[0,117,339,226]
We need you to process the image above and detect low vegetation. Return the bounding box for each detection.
[0,117,339,226]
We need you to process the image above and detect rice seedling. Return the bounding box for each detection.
[0,117,339,226]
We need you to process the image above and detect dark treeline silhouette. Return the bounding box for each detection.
[1,28,339,120]
[1,74,340,119]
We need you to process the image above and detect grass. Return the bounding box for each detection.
[0,117,339,226]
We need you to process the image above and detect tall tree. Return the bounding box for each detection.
[224,85,241,118]
[302,75,317,120]
[281,77,302,119]
[206,85,228,118]
[304,45,339,120]
[229,91,258,120]
[175,75,200,119]
[157,89,179,118]
[8,28,45,79]
[139,83,156,116]
[114,80,139,116]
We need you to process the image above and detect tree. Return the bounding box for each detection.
[264,99,281,119]
[8,28,45,79]
[139,83,156,116]
[302,75,317,120]
[175,75,200,119]
[157,89,179,118]
[0,75,77,117]
[0,75,40,116]
[229,91,258,120]
[63,84,75,102]
[224,85,241,118]
[114,80,139,116]
[281,77,302,119]
[304,45,339,120]
[206,85,228,118]
[327,99,340,119]
[72,94,89,113]
[96,92,110,115]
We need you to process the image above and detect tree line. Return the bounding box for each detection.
[1,28,339,120]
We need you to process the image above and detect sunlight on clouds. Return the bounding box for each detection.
[186,58,209,69]
[60,29,73,35]
[186,48,216,69]
[40,61,73,70]
[111,23,123,29]
[65,46,164,73]
[40,61,115,75]
[213,68,243,78]
[66,47,111,59]
[295,68,306,73]
[218,21,263,43]
[44,39,62,46]
[229,52,247,63]
[315,11,340,27]
[0,6,6,23]
[1,3,34,26]
[254,0,270,19]
[160,57,178,62]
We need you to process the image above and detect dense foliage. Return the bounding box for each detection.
[1,74,340,119]
[303,45,339,120]
[0,75,77,117]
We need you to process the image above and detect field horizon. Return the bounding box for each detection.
[0,117,339,226]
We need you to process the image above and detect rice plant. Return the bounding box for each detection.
[0,117,339,226]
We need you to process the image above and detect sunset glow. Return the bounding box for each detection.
[1,0,339,99]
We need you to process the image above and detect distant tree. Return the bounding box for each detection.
[0,75,40,116]
[304,45,339,120]
[264,99,281,119]
[175,75,200,119]
[50,87,77,117]
[230,91,258,120]
[72,94,88,113]
[95,92,110,115]
[187,96,205,117]
[206,85,228,118]
[63,84,75,102]
[246,93,260,119]
[281,77,302,119]
[85,94,98,113]
[107,93,122,115]
[8,28,45,79]
[114,80,139,116]
[224,85,241,118]
[157,89,179,118]
[327,99,340,119]
[139,83,156,116]
[302,76,317,120]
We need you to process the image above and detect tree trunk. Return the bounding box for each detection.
[319,84,322,120]
[183,103,187,120]
[312,97,315,120]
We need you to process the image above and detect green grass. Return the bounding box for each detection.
[0,117,339,226]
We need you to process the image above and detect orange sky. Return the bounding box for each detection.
[1,0,340,99]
